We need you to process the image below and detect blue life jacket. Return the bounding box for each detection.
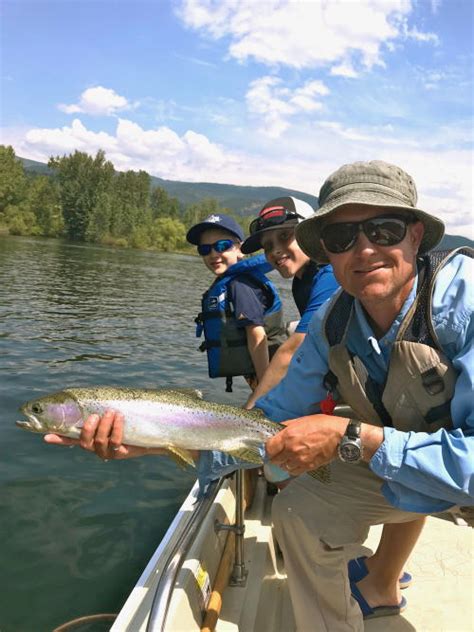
[195,254,286,382]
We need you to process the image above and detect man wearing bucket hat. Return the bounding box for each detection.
[44,161,473,629]
[243,196,420,597]
[241,196,339,411]
[258,160,473,629]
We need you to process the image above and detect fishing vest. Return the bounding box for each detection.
[195,254,286,380]
[323,247,473,434]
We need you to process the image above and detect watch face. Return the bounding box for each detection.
[340,441,361,463]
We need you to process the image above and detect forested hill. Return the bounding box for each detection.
[20,156,319,214]
[4,149,472,253]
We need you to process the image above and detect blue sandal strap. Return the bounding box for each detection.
[350,581,407,620]
[348,556,412,588]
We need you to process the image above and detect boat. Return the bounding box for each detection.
[110,470,473,632]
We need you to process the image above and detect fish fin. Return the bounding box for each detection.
[227,446,262,465]
[250,407,266,417]
[166,447,196,469]
[164,388,204,401]
[307,465,331,484]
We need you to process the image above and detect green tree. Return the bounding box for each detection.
[4,204,39,236]
[85,191,113,242]
[150,217,187,251]
[150,186,179,220]
[49,150,115,241]
[0,145,27,223]
[182,197,231,227]
[26,175,63,237]
[129,225,152,249]
[111,169,152,238]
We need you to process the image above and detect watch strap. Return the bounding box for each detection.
[345,419,361,440]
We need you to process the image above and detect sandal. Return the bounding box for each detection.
[351,581,407,619]
[348,555,412,588]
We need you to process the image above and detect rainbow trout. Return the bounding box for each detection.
[17,386,330,481]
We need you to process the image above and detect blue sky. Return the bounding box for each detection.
[1,0,472,237]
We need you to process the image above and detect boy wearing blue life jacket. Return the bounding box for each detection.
[187,214,287,392]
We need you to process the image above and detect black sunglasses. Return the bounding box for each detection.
[249,206,301,235]
[320,214,416,254]
[197,239,236,256]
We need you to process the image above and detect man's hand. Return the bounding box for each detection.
[44,410,165,461]
[265,414,348,476]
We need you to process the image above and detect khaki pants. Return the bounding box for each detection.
[272,460,428,632]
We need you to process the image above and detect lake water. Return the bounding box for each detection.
[0,236,298,632]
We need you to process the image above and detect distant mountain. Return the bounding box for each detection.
[21,156,54,176]
[20,156,319,214]
[19,156,474,249]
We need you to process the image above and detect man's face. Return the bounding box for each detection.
[199,228,241,276]
[321,205,424,308]
[261,226,310,279]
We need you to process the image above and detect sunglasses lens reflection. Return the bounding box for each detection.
[322,216,410,253]
[197,239,235,256]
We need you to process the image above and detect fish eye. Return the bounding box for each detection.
[31,403,43,414]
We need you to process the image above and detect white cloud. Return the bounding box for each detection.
[330,61,359,78]
[58,86,134,116]
[246,76,329,138]
[14,118,237,181]
[177,0,437,73]
[25,119,118,154]
[3,113,472,240]
[174,53,217,68]
[402,23,439,44]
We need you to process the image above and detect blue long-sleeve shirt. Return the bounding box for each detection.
[293,263,340,334]
[198,253,474,513]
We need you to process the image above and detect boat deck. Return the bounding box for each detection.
[217,477,473,632]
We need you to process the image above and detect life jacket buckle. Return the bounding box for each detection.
[421,367,445,396]
[195,314,204,338]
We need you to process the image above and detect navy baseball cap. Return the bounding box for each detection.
[186,213,245,245]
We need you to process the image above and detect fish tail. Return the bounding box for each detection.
[307,465,331,484]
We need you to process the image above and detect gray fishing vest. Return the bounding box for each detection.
[323,247,472,433]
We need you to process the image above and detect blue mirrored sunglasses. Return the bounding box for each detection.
[197,239,236,256]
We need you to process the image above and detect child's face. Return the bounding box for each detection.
[199,228,242,276]
[261,226,310,279]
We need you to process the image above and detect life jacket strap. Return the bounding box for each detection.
[199,339,247,351]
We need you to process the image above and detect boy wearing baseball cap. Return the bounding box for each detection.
[242,197,339,408]
[187,213,287,391]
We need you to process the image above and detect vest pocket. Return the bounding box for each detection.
[383,341,455,432]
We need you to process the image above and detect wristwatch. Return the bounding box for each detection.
[338,419,363,463]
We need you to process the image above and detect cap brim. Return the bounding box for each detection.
[186,222,243,245]
[241,220,299,254]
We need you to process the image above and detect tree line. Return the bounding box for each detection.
[0,145,247,252]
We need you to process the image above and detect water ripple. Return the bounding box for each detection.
[0,235,298,631]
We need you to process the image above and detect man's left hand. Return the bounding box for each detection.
[266,414,348,476]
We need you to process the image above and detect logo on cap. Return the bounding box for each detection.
[205,215,221,223]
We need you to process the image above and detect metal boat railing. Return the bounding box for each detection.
[146,470,248,632]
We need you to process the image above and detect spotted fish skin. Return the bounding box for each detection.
[17,386,330,482]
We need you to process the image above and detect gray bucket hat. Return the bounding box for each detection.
[295,160,445,263]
